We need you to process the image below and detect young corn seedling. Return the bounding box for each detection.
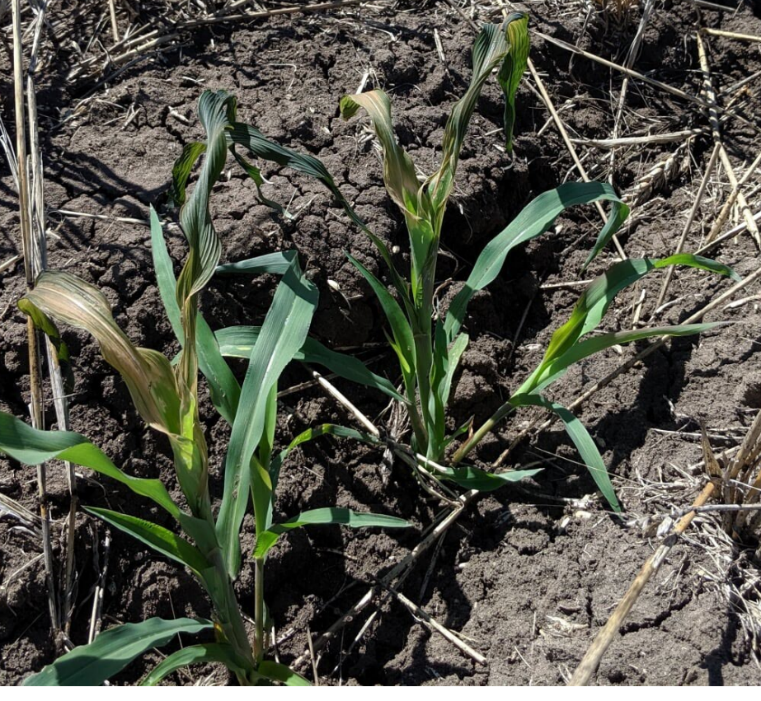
[334,15,739,508]
[207,15,738,510]
[2,91,407,686]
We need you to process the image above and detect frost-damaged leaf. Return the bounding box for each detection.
[174,91,238,439]
[86,507,209,575]
[510,393,620,512]
[217,256,318,577]
[176,90,235,305]
[444,182,629,342]
[20,271,182,435]
[428,14,529,210]
[23,618,213,686]
[340,90,422,220]
[0,411,180,518]
[254,507,410,559]
[341,91,436,299]
[141,643,247,686]
[498,13,530,153]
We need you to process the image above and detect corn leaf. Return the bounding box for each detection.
[227,120,411,307]
[169,141,207,207]
[340,91,422,220]
[269,423,379,483]
[519,322,728,396]
[23,617,213,686]
[176,90,235,305]
[141,643,247,686]
[346,253,416,383]
[428,15,529,211]
[541,255,738,367]
[254,507,410,559]
[214,325,405,403]
[510,393,620,511]
[217,256,318,577]
[86,507,209,576]
[150,207,241,425]
[340,90,437,305]
[257,661,310,686]
[0,411,180,518]
[20,271,182,435]
[498,14,530,153]
[438,465,541,492]
[429,324,469,455]
[444,182,629,341]
[230,148,293,216]
[215,250,297,276]
[18,301,74,394]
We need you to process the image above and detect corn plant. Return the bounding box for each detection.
[2,91,408,686]
[334,15,739,509]
[202,14,738,511]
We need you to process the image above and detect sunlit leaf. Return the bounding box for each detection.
[23,618,212,686]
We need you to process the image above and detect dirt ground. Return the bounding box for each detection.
[1,0,761,686]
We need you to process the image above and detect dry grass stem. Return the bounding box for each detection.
[535,30,707,107]
[652,142,722,314]
[11,0,57,630]
[697,31,761,246]
[568,479,718,685]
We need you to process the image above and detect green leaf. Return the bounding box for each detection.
[257,661,310,686]
[176,90,236,303]
[227,120,411,306]
[215,250,297,276]
[150,207,183,340]
[444,182,630,341]
[498,14,530,153]
[20,271,182,436]
[23,618,212,686]
[428,15,529,211]
[17,299,75,394]
[217,256,318,577]
[86,507,208,575]
[214,325,405,404]
[540,255,738,369]
[269,423,379,483]
[438,464,541,492]
[254,507,410,559]
[520,322,728,396]
[150,208,241,426]
[658,252,741,282]
[429,324,469,456]
[230,148,293,216]
[346,253,416,381]
[510,393,620,511]
[169,141,207,207]
[0,412,180,518]
[141,643,246,686]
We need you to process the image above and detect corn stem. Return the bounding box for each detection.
[254,556,265,663]
[452,402,516,465]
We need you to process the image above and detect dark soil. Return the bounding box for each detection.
[2,0,761,686]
